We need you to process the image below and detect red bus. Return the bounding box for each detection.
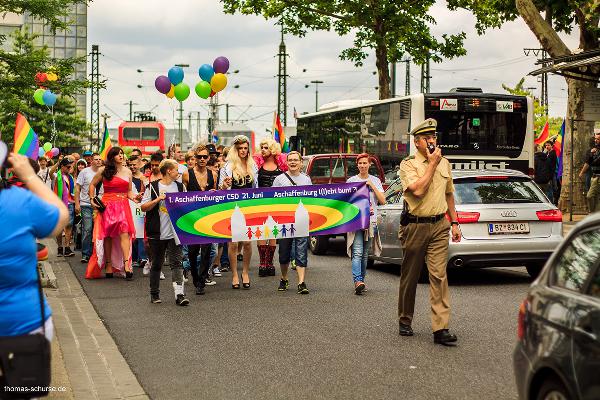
[118,121,165,154]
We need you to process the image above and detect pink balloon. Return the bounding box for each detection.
[51,147,60,156]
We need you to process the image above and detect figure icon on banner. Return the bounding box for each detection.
[229,201,309,242]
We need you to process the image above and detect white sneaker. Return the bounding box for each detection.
[160,272,166,280]
[143,264,150,276]
[212,267,222,277]
[205,278,216,286]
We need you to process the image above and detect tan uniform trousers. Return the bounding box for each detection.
[398,218,450,332]
[587,176,600,213]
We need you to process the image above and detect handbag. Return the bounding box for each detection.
[92,195,106,212]
[0,269,51,399]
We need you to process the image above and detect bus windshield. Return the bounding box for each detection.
[428,110,527,158]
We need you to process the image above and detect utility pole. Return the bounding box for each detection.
[401,58,411,96]
[124,101,138,121]
[277,23,288,126]
[390,62,396,97]
[310,80,324,112]
[524,48,549,115]
[89,44,100,150]
[420,55,430,94]
[208,95,219,143]
[226,104,230,123]
[174,63,189,147]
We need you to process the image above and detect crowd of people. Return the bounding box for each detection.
[24,135,386,307]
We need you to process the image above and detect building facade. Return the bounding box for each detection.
[1,5,88,115]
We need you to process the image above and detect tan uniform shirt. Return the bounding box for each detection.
[399,151,454,217]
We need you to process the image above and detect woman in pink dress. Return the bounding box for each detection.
[88,147,141,279]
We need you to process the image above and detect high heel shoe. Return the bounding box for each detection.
[105,260,113,278]
[242,275,250,289]
[124,259,133,281]
[231,283,240,289]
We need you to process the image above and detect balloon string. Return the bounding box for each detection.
[49,105,58,144]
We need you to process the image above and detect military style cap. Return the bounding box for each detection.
[410,118,437,136]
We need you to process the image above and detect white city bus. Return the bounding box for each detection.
[294,88,534,177]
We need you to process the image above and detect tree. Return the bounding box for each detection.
[221,0,467,100]
[0,0,92,148]
[502,78,563,139]
[447,0,599,212]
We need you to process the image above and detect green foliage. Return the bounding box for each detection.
[0,21,92,147]
[502,78,564,138]
[221,0,467,97]
[447,0,583,35]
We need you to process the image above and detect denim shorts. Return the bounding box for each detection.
[67,203,75,226]
[278,237,308,267]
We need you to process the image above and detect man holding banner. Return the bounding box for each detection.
[272,151,312,294]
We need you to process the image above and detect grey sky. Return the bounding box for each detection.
[88,0,576,139]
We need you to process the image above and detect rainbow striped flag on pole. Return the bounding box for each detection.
[99,121,112,160]
[272,112,289,153]
[13,113,39,160]
[554,119,566,178]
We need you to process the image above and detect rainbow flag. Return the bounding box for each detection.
[13,113,39,160]
[534,121,549,145]
[99,122,112,160]
[272,112,289,152]
[555,119,566,178]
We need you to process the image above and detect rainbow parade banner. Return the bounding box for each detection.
[165,182,370,245]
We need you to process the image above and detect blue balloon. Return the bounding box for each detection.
[168,66,184,85]
[198,64,214,82]
[42,90,57,106]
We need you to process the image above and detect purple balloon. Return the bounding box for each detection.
[155,75,171,94]
[213,57,230,74]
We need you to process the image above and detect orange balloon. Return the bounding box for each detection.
[166,84,175,99]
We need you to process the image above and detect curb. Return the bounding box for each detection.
[39,260,58,288]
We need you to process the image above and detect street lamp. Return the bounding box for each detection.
[309,80,324,112]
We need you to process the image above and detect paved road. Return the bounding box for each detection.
[68,238,531,400]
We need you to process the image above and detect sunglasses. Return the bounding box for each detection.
[196,154,209,160]
[260,146,270,150]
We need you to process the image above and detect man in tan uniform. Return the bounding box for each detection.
[398,118,461,345]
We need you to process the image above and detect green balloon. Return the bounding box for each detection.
[43,142,52,152]
[174,83,190,102]
[195,81,211,99]
[34,89,45,105]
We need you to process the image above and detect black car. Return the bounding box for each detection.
[513,213,600,400]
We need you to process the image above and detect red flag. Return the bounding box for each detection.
[534,122,549,145]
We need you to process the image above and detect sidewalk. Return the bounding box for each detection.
[562,212,587,236]
[41,240,148,400]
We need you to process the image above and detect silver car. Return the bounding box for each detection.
[369,169,563,280]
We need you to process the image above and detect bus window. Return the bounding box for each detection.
[429,111,527,157]
[141,127,159,141]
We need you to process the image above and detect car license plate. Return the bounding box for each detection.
[488,222,530,235]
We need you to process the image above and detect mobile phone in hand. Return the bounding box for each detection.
[427,143,435,154]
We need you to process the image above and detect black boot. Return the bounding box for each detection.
[267,245,276,276]
[258,245,268,277]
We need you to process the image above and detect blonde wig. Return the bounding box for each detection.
[227,135,256,181]
[259,137,281,156]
